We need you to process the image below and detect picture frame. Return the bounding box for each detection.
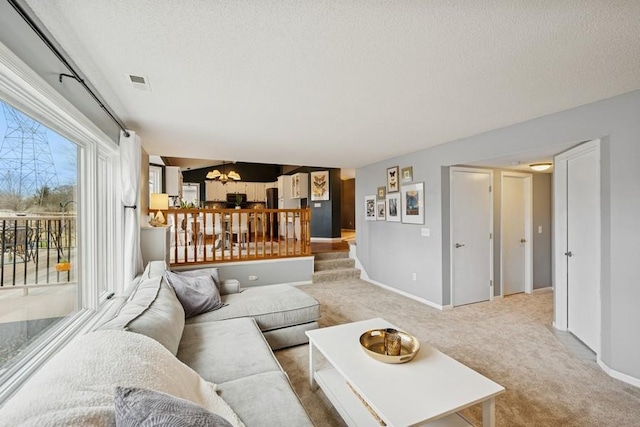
[387,166,399,193]
[377,186,386,200]
[365,195,376,221]
[386,193,401,222]
[376,201,386,220]
[401,182,424,224]
[401,166,413,183]
[310,170,330,201]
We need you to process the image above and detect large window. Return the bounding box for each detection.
[0,99,80,371]
[0,42,120,402]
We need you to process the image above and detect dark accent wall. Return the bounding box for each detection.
[341,178,355,229]
[288,167,342,239]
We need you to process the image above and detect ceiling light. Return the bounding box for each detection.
[205,162,241,184]
[529,162,552,171]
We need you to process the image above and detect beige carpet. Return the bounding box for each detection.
[274,279,640,426]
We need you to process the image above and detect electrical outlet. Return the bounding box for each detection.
[412,273,417,281]
[248,275,259,281]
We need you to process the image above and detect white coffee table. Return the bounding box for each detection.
[306,318,505,427]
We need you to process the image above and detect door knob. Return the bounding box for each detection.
[520,238,526,243]
[455,243,465,248]
[564,251,573,257]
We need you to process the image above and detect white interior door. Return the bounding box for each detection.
[501,172,532,296]
[451,168,493,306]
[554,139,600,354]
[566,148,599,351]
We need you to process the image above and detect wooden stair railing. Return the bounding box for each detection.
[163,208,311,266]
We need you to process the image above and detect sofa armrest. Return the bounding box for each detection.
[220,279,241,295]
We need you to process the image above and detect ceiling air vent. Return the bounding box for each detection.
[127,74,151,91]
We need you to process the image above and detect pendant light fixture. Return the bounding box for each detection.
[206,162,241,184]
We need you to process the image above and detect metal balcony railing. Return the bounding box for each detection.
[162,208,311,266]
[0,215,76,288]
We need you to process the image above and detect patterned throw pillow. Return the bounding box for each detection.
[114,386,233,427]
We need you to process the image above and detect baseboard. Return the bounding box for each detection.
[533,286,553,294]
[597,359,640,388]
[310,237,343,242]
[364,278,445,311]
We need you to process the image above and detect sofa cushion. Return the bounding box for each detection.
[115,386,233,427]
[164,271,225,318]
[217,372,313,427]
[174,267,221,289]
[97,276,185,355]
[177,317,281,384]
[186,284,320,333]
[141,260,168,280]
[0,330,244,427]
[173,267,240,295]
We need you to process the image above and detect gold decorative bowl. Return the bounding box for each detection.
[359,329,421,364]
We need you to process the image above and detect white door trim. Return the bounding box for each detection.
[450,166,494,306]
[500,171,533,296]
[553,139,601,354]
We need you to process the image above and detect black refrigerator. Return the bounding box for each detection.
[265,187,278,238]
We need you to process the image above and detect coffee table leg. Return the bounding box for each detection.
[309,340,317,390]
[482,397,495,427]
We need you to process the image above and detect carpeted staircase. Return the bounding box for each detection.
[312,250,361,283]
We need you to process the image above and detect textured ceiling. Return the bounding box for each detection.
[24,1,640,169]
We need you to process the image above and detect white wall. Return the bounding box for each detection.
[356,89,640,381]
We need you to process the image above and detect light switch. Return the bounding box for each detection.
[421,228,430,237]
[538,226,543,234]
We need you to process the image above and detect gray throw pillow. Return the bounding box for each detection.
[114,386,233,427]
[164,271,225,318]
[176,267,221,290]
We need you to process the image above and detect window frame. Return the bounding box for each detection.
[0,40,122,402]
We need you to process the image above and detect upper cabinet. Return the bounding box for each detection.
[205,181,226,201]
[291,173,308,199]
[205,181,267,202]
[165,166,182,197]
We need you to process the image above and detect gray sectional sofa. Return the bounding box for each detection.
[0,261,320,426]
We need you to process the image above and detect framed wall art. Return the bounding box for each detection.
[387,166,399,193]
[376,200,386,220]
[377,186,386,200]
[401,166,413,183]
[365,195,376,221]
[310,171,330,201]
[401,182,424,224]
[386,192,401,222]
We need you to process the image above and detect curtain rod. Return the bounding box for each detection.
[8,0,130,138]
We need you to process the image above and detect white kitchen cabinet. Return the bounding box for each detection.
[254,183,266,202]
[205,181,226,201]
[165,166,182,197]
[291,173,308,199]
[243,183,256,202]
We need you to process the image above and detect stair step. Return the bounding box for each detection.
[312,267,361,283]
[314,258,355,271]
[313,250,350,261]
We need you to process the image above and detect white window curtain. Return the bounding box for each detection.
[120,130,143,283]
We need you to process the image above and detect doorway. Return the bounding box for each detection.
[554,139,600,353]
[450,167,494,306]
[501,171,533,296]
